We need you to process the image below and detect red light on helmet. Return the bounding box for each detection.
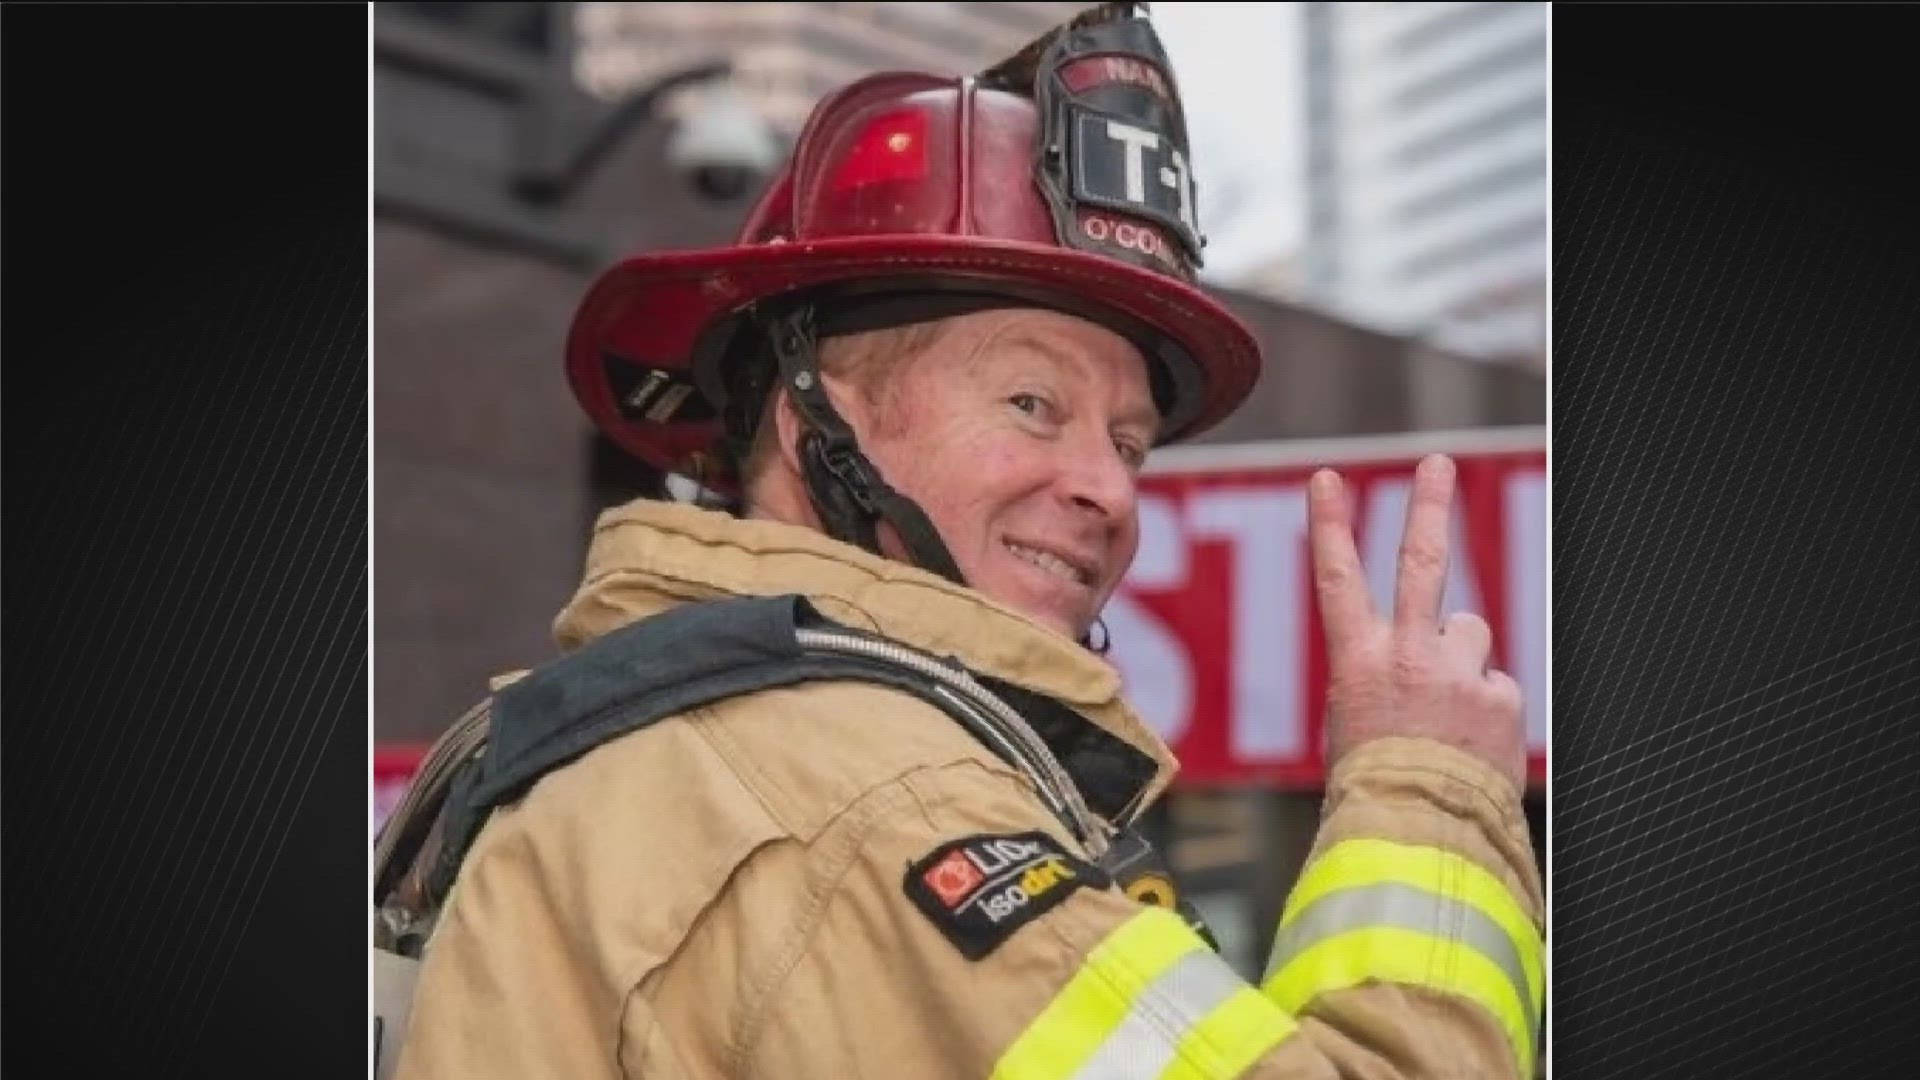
[829,108,929,194]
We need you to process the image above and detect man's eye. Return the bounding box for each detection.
[1115,438,1146,469]
[1010,393,1045,416]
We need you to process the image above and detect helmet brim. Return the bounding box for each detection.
[566,233,1260,488]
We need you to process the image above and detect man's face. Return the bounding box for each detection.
[837,308,1160,642]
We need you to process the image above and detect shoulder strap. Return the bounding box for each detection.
[418,594,1109,901]
[474,593,1096,824]
[474,593,852,809]
[377,593,1211,949]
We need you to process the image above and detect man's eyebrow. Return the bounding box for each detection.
[1113,401,1162,434]
[990,329,1076,373]
[993,332,1162,429]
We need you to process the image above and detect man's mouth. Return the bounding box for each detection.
[1004,539,1095,589]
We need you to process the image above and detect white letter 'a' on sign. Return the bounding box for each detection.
[1104,119,1160,203]
[1187,485,1309,760]
[1108,495,1194,745]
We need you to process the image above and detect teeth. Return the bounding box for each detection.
[1006,542,1089,587]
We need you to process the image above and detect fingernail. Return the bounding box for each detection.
[1311,469,1340,497]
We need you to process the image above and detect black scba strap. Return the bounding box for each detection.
[767,304,967,586]
[1030,4,1205,282]
[399,593,1211,950]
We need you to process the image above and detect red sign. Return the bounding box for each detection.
[374,746,421,836]
[374,429,1547,834]
[1110,429,1546,791]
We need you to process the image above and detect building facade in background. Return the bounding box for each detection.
[1297,1,1547,366]
[574,1,1092,135]
[568,0,1548,368]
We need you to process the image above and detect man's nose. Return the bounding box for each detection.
[1061,429,1139,525]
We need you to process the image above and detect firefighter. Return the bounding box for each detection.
[389,5,1542,1078]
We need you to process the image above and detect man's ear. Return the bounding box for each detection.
[770,369,871,474]
[769,386,809,478]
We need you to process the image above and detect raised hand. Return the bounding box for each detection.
[1308,454,1527,792]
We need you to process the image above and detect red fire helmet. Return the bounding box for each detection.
[565,6,1263,491]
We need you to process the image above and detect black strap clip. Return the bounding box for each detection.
[1097,828,1221,952]
[818,440,880,514]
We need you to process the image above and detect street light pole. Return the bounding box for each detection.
[510,3,733,207]
[374,3,736,269]
[513,59,732,206]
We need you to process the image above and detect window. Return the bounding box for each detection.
[1392,2,1527,60]
[1396,153,1545,224]
[1399,213,1545,281]
[1394,89,1545,172]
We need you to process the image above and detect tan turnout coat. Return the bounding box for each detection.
[393,499,1545,1080]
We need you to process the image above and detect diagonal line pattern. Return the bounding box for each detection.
[1554,33,1920,1080]
[0,8,366,1074]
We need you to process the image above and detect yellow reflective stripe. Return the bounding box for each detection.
[993,907,1298,1080]
[991,908,1202,1080]
[1263,927,1535,1079]
[1270,883,1534,1033]
[1283,838,1542,1016]
[1159,986,1297,1080]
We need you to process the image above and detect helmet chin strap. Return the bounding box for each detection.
[767,304,1111,656]
[768,305,967,587]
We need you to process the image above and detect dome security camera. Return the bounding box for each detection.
[666,84,780,205]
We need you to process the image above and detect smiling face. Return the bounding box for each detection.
[820,307,1161,641]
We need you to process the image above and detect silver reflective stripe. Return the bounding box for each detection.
[1266,883,1537,1058]
[1067,948,1247,1080]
